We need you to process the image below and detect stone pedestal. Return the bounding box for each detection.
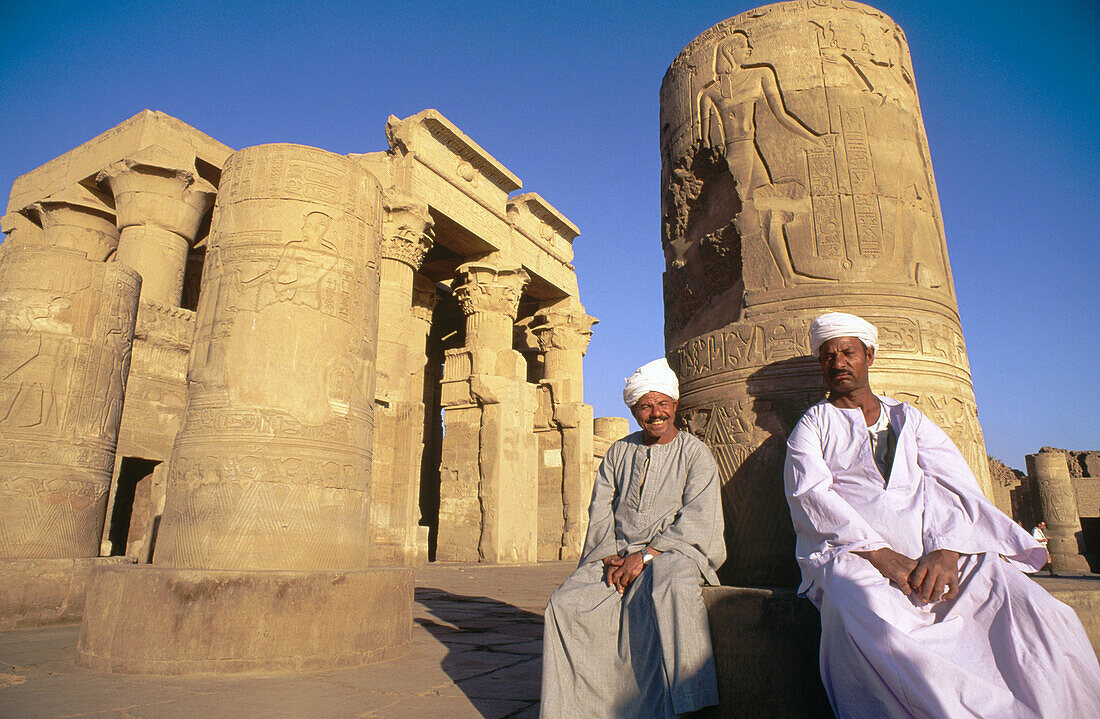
[0,245,140,558]
[1030,449,1092,575]
[437,261,537,563]
[77,144,411,674]
[370,191,434,567]
[0,556,133,630]
[77,564,410,674]
[98,146,215,307]
[661,1,991,586]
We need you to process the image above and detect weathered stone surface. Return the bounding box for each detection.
[0,556,132,630]
[153,144,382,572]
[76,563,411,674]
[0,246,140,558]
[700,586,829,718]
[661,1,991,586]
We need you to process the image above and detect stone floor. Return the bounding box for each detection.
[0,562,576,719]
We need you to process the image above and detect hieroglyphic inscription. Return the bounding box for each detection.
[806,148,843,259]
[840,106,883,257]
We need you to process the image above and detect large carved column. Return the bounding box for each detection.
[531,298,597,560]
[77,144,411,674]
[98,146,215,307]
[370,191,433,566]
[0,239,140,557]
[661,2,992,586]
[437,261,537,563]
[1028,449,1091,575]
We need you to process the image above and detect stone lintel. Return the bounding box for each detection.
[387,109,521,195]
[77,564,412,674]
[7,110,231,215]
[384,110,579,299]
[508,192,579,264]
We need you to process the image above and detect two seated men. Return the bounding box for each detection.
[541,314,1100,718]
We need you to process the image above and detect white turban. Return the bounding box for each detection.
[809,312,878,355]
[622,358,680,408]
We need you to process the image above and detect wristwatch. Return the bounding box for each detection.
[641,548,655,565]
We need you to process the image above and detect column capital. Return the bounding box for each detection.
[380,190,434,269]
[97,144,216,242]
[26,185,119,261]
[531,298,598,355]
[453,261,529,320]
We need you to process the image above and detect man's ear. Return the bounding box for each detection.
[866,345,875,365]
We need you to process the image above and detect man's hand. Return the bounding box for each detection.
[908,549,961,603]
[606,548,662,594]
[854,547,919,594]
[601,555,624,588]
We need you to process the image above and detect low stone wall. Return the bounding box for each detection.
[0,556,135,630]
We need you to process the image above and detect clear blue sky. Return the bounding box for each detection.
[1,0,1096,468]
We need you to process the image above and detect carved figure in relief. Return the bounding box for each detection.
[271,212,339,310]
[698,31,834,286]
[542,359,724,717]
[784,312,1100,717]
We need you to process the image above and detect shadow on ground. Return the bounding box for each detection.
[415,587,544,719]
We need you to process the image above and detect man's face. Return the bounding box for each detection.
[818,336,873,394]
[631,391,678,444]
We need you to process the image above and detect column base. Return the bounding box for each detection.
[76,564,412,675]
[0,556,134,630]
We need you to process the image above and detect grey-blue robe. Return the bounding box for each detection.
[541,430,725,718]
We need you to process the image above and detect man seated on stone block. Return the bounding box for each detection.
[541,358,725,718]
[784,311,1100,718]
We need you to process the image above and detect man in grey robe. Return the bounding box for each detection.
[541,358,725,718]
[784,312,1100,718]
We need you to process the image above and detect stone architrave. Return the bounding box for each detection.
[661,1,991,586]
[370,189,434,567]
[531,298,597,560]
[437,261,537,563]
[76,144,411,675]
[1029,449,1091,575]
[0,245,140,558]
[98,146,216,307]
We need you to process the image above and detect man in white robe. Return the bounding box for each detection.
[784,312,1100,718]
[541,359,725,718]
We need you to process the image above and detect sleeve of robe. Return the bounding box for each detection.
[784,408,892,579]
[646,438,726,583]
[578,441,622,565]
[910,407,1047,572]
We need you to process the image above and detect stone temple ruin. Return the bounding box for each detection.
[0,109,613,670]
[1,0,1095,698]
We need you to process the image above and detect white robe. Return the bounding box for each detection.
[785,397,1100,719]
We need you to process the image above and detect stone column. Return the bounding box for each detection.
[1029,449,1091,575]
[155,144,380,571]
[77,145,411,675]
[370,191,433,566]
[531,298,597,559]
[0,244,140,558]
[437,261,537,563]
[661,3,992,586]
[98,146,215,306]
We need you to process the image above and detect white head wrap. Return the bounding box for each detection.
[622,358,680,408]
[809,312,879,355]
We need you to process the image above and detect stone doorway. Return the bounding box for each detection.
[106,457,159,560]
